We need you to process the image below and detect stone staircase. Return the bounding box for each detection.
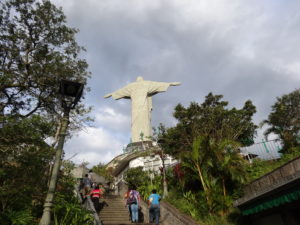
[100,194,150,225]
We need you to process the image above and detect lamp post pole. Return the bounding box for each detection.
[39,80,84,225]
[39,106,70,225]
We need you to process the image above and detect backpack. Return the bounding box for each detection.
[127,191,137,205]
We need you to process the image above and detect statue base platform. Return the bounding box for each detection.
[125,141,153,153]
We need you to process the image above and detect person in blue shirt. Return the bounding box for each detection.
[148,189,161,225]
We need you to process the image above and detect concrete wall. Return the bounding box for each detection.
[71,166,89,179]
[129,155,178,173]
[234,156,300,207]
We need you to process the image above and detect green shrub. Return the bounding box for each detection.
[0,210,34,225]
[53,194,94,225]
[202,215,234,225]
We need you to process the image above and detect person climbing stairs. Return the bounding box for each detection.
[100,194,150,225]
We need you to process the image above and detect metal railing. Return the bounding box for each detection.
[240,139,282,162]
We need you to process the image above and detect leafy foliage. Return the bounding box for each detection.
[158,93,256,215]
[0,0,90,118]
[124,166,162,200]
[92,163,114,183]
[263,89,300,153]
[0,1,93,223]
[124,166,148,189]
[53,160,94,225]
[53,195,94,225]
[161,93,257,155]
[246,148,300,181]
[0,115,55,224]
[4,209,34,225]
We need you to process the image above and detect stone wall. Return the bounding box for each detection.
[234,156,300,207]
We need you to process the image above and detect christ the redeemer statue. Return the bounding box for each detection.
[104,76,180,143]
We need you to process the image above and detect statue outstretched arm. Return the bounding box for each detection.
[104,85,132,100]
[170,82,181,86]
[104,93,112,98]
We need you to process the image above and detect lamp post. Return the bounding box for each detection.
[39,80,84,225]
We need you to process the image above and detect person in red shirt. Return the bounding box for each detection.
[90,184,103,213]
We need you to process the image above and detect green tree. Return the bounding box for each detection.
[0,0,90,123]
[263,89,300,153]
[160,93,257,156]
[0,115,55,224]
[92,163,114,183]
[124,167,148,189]
[124,167,162,200]
[159,93,256,215]
[0,0,92,223]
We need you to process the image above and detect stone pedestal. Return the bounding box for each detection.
[125,141,153,153]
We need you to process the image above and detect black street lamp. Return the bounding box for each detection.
[39,80,84,225]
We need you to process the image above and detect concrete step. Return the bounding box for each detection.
[100,214,130,219]
[100,195,151,225]
[103,206,127,209]
[100,195,131,225]
[101,220,146,224]
[101,220,132,224]
[102,222,150,225]
[100,210,129,214]
[100,209,129,213]
[103,223,150,225]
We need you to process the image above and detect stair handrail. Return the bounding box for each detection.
[74,184,102,225]
[86,195,102,225]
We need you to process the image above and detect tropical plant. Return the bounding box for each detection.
[53,194,94,225]
[124,166,162,200]
[137,174,162,201]
[3,210,34,225]
[158,93,256,216]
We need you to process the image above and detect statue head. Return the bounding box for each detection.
[136,76,144,82]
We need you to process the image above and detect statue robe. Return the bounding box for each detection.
[109,80,173,143]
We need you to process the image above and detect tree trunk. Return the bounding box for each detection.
[161,152,168,198]
[196,163,208,193]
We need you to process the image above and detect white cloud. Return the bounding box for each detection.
[49,0,300,166]
[64,126,125,166]
[94,107,130,133]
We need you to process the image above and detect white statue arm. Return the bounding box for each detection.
[169,82,181,86]
[104,93,112,98]
[104,84,132,100]
[146,81,181,94]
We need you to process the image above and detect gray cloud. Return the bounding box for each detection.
[51,0,300,166]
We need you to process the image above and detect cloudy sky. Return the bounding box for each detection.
[51,0,300,166]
